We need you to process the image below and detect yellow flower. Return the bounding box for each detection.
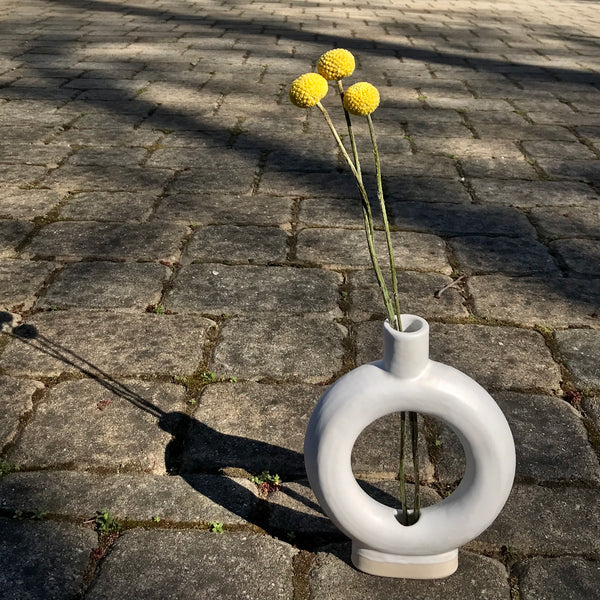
[343,82,380,116]
[289,73,329,108]
[317,49,355,81]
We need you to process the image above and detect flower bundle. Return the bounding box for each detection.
[289,49,421,525]
[289,49,401,334]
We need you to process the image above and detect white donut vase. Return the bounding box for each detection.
[304,315,516,579]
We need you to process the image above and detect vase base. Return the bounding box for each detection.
[351,544,458,579]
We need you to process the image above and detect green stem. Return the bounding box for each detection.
[399,411,408,525]
[368,114,402,331]
[337,80,362,177]
[316,102,396,324]
[411,411,421,522]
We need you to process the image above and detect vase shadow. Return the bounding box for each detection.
[5,314,401,554]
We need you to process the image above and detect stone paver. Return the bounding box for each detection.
[154,194,293,226]
[0,220,34,258]
[475,484,600,555]
[38,261,169,309]
[0,518,96,600]
[0,312,215,377]
[468,276,600,328]
[555,329,600,390]
[85,530,296,600]
[296,227,452,273]
[211,316,346,382]
[0,376,43,448]
[1,0,600,597]
[449,236,558,275]
[185,224,289,264]
[166,264,342,315]
[0,259,55,311]
[310,548,511,600]
[0,188,64,219]
[516,557,600,600]
[25,222,188,261]
[7,379,188,473]
[0,471,258,524]
[470,179,599,208]
[59,191,157,222]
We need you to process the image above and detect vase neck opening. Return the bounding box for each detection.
[383,316,430,378]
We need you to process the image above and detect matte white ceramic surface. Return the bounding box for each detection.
[304,315,516,578]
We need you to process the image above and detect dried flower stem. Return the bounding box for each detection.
[316,101,396,325]
[367,114,402,330]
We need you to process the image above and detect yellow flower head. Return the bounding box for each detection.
[343,82,380,116]
[317,49,356,81]
[289,73,329,108]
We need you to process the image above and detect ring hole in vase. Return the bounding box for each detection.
[351,412,466,525]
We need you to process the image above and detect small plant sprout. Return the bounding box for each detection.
[94,510,121,534]
[209,521,224,533]
[250,470,282,496]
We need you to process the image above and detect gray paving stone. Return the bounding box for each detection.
[583,396,600,436]
[383,177,474,205]
[349,270,468,320]
[388,202,535,237]
[296,228,451,274]
[38,261,169,309]
[470,179,599,208]
[0,220,34,258]
[414,137,522,159]
[0,471,257,524]
[516,557,600,600]
[459,156,540,179]
[0,518,96,600]
[380,155,459,179]
[0,163,48,185]
[555,329,600,390]
[153,194,293,226]
[298,196,370,228]
[477,484,600,555]
[181,382,321,476]
[530,206,600,240]
[0,376,43,448]
[0,188,63,219]
[550,239,600,276]
[86,530,295,600]
[7,379,188,472]
[211,316,345,383]
[0,259,55,311]
[0,312,215,377]
[26,222,188,260]
[449,236,558,275]
[469,275,600,327]
[168,165,256,195]
[166,264,341,316]
[356,321,561,393]
[310,547,510,600]
[536,158,600,183]
[436,392,600,485]
[67,147,148,167]
[258,171,358,198]
[59,191,157,221]
[42,164,169,191]
[185,224,288,264]
[522,140,597,160]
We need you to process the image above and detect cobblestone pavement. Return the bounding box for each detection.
[1,0,599,597]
